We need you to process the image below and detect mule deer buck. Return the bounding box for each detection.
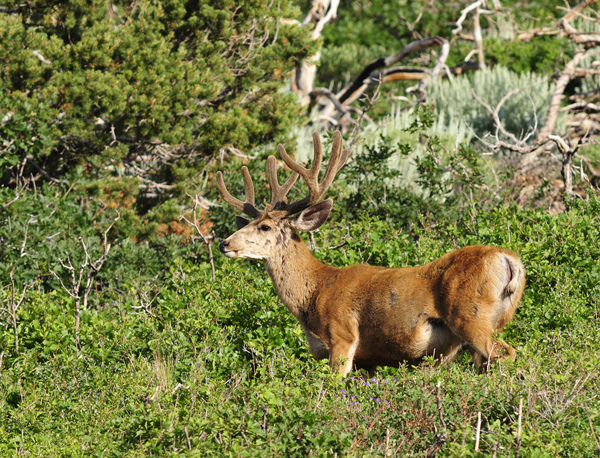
[217,132,525,376]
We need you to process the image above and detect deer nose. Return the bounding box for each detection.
[219,240,229,253]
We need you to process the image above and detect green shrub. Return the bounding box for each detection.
[3,194,600,455]
[0,0,315,236]
[311,107,484,228]
[485,36,569,75]
[0,184,193,311]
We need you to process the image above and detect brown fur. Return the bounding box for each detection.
[219,209,526,376]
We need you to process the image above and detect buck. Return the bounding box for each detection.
[217,132,525,376]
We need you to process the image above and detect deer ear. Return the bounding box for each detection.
[290,199,333,232]
[235,215,251,229]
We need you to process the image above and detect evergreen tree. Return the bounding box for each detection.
[0,0,314,191]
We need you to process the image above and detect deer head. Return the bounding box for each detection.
[217,131,349,262]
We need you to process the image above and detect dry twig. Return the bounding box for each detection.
[179,195,217,282]
[0,271,30,355]
[426,381,448,457]
[51,212,120,347]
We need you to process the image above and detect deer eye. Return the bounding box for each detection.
[259,224,271,232]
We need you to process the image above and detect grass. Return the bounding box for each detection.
[2,196,600,456]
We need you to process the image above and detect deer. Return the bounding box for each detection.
[216,131,526,376]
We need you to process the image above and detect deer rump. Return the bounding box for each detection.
[301,245,525,373]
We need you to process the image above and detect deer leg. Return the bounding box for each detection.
[466,334,516,373]
[423,321,465,367]
[353,363,376,379]
[329,338,359,377]
[364,367,376,379]
[438,342,466,368]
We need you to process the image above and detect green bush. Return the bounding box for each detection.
[2,194,600,455]
[485,36,570,75]
[0,184,193,311]
[319,107,484,228]
[0,0,314,235]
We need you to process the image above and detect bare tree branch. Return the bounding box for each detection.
[293,0,341,101]
[539,48,587,142]
[31,50,52,65]
[0,271,30,356]
[576,152,600,188]
[179,195,216,282]
[549,135,581,196]
[471,85,543,147]
[453,1,486,35]
[337,37,448,107]
[307,88,352,120]
[560,19,600,48]
[310,37,454,127]
[51,212,120,347]
[472,3,486,69]
[426,381,448,457]
[518,0,599,41]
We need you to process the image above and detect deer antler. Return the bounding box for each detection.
[267,156,299,211]
[216,166,262,219]
[269,131,349,218]
[217,131,349,219]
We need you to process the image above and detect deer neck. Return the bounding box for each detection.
[264,233,334,320]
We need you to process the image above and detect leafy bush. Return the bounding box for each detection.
[0,0,312,158]
[0,0,315,236]
[2,193,600,455]
[0,184,193,312]
[485,36,570,75]
[309,107,484,228]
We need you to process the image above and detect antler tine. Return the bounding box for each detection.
[310,132,324,178]
[319,131,349,193]
[216,167,262,219]
[278,135,322,183]
[267,155,299,211]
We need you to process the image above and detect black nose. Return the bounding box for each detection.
[219,240,228,253]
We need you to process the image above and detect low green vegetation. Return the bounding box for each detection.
[2,182,600,455]
[2,0,600,455]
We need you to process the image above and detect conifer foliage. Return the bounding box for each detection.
[0,0,314,189]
